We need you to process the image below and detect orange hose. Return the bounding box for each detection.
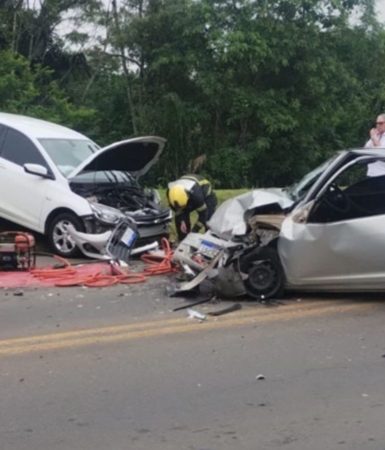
[140,238,178,275]
[30,238,177,288]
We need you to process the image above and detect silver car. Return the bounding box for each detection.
[174,148,385,299]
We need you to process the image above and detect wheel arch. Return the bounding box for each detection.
[240,244,285,299]
[44,208,84,234]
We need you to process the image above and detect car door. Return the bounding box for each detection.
[0,127,55,230]
[279,156,385,290]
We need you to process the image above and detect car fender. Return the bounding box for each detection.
[39,181,93,232]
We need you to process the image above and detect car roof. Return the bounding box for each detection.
[349,147,385,157]
[0,112,89,140]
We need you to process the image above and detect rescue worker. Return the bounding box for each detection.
[167,174,217,241]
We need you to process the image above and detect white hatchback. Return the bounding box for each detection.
[0,113,171,257]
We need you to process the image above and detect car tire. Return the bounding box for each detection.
[240,247,284,300]
[47,212,85,258]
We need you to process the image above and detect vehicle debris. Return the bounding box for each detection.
[187,308,207,321]
[207,303,242,316]
[67,218,158,261]
[172,297,213,311]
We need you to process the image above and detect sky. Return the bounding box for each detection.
[377,0,385,21]
[59,0,385,51]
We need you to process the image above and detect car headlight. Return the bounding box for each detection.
[90,202,125,225]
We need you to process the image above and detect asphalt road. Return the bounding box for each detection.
[1,270,385,450]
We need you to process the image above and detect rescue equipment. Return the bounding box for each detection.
[0,232,36,271]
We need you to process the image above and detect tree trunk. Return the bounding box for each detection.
[111,0,138,135]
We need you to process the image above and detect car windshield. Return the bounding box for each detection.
[39,138,99,176]
[287,155,336,202]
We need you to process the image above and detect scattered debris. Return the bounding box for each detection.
[187,308,207,321]
[173,297,213,311]
[207,303,242,316]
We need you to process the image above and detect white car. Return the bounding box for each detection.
[0,113,171,257]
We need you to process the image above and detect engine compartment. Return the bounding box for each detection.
[70,170,168,218]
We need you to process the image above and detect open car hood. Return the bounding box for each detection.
[208,188,293,239]
[68,136,166,179]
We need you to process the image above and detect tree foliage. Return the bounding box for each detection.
[1,0,385,188]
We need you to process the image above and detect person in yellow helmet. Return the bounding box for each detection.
[167,174,217,241]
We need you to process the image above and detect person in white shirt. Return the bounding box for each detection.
[365,114,385,148]
[365,114,385,176]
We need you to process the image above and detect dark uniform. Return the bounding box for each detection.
[167,174,217,241]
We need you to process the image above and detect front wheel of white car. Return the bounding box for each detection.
[47,212,85,258]
[240,247,285,300]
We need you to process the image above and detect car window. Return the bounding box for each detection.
[308,158,385,223]
[287,155,337,202]
[1,127,48,167]
[39,138,98,176]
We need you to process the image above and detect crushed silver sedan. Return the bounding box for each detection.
[172,148,385,299]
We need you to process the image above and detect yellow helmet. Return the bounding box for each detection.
[168,185,188,209]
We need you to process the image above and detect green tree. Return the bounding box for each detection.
[0,49,95,130]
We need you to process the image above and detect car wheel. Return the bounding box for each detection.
[47,212,85,258]
[240,247,284,300]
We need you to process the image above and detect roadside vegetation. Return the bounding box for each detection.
[0,0,384,189]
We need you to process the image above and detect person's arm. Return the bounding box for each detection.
[367,128,382,147]
[174,209,189,240]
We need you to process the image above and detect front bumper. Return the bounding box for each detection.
[83,209,172,245]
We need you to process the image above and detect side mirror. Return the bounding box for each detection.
[24,163,54,180]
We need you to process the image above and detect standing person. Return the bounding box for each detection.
[167,174,217,241]
[365,114,385,148]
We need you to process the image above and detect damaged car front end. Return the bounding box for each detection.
[70,170,171,243]
[172,149,385,299]
[63,136,172,252]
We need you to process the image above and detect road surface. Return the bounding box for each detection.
[1,276,385,450]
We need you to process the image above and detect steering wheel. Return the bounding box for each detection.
[322,183,350,213]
